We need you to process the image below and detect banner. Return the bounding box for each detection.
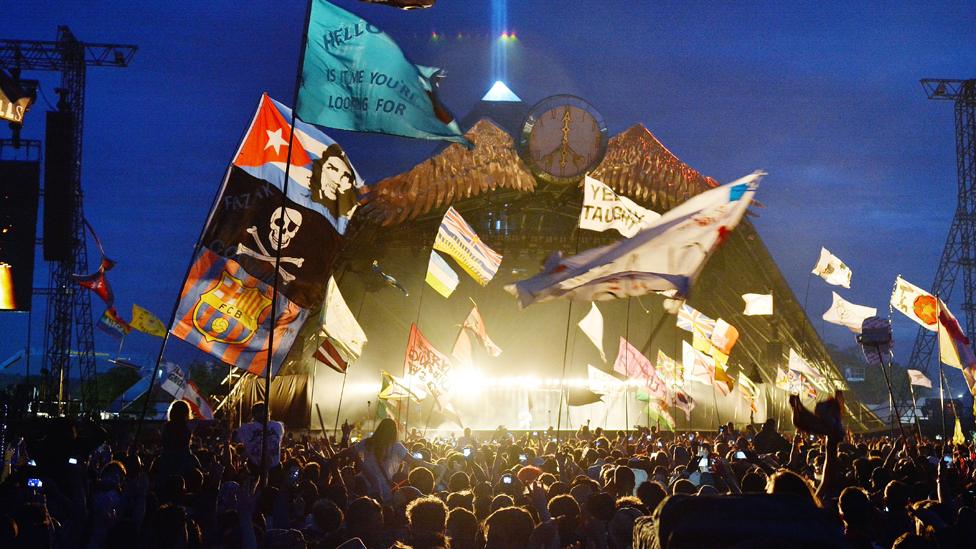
[433,207,502,286]
[579,176,660,237]
[297,0,471,146]
[0,69,35,125]
[425,251,459,298]
[578,303,606,362]
[507,172,762,307]
[203,166,343,309]
[170,249,308,376]
[234,94,365,234]
[404,323,453,399]
[131,304,167,337]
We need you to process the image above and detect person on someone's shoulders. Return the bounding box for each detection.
[233,401,284,473]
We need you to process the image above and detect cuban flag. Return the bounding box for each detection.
[234,94,365,234]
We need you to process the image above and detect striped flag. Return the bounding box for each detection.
[710,319,739,355]
[692,330,729,370]
[426,251,459,298]
[97,308,131,339]
[676,303,716,338]
[433,207,502,286]
[314,339,349,374]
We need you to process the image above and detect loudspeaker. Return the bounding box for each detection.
[0,160,40,311]
[766,341,783,370]
[44,111,75,261]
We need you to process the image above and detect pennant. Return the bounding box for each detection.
[890,276,938,332]
[613,338,667,400]
[822,292,877,333]
[741,293,773,316]
[579,175,661,237]
[170,249,308,376]
[425,251,459,298]
[73,257,115,308]
[811,247,852,288]
[710,318,739,355]
[452,304,502,365]
[130,304,167,338]
[97,308,132,339]
[676,303,716,338]
[587,364,625,394]
[433,207,502,286]
[578,303,606,362]
[906,369,932,389]
[506,172,762,307]
[297,0,471,146]
[674,390,695,421]
[234,94,365,234]
[404,324,453,399]
[0,69,35,125]
[371,260,409,295]
[203,166,343,309]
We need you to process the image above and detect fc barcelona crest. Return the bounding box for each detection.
[192,271,272,344]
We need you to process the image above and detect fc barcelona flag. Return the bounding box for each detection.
[170,248,308,376]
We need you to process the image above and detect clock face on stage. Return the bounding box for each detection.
[518,95,608,183]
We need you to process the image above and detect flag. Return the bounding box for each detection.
[404,323,453,399]
[434,207,502,286]
[788,348,824,382]
[579,175,661,237]
[682,340,713,385]
[953,417,966,445]
[184,380,214,420]
[97,308,131,339]
[738,372,758,413]
[786,369,802,393]
[371,260,409,296]
[906,369,932,389]
[170,249,308,376]
[452,304,502,364]
[587,365,625,394]
[713,365,735,396]
[234,94,365,234]
[321,276,367,361]
[578,303,606,361]
[676,303,716,338]
[937,298,976,374]
[157,364,215,420]
[314,339,349,373]
[378,370,427,400]
[811,247,852,288]
[774,367,789,390]
[426,251,459,298]
[613,338,667,400]
[742,293,773,316]
[0,69,35,125]
[674,390,696,421]
[567,388,604,407]
[73,257,115,308]
[890,276,938,332]
[655,350,682,389]
[297,0,471,146]
[801,375,818,400]
[710,318,739,355]
[506,172,762,307]
[692,330,729,370]
[822,292,877,333]
[203,166,343,309]
[646,400,675,431]
[130,304,167,338]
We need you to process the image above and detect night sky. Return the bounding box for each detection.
[1,1,974,395]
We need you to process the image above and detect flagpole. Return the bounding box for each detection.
[259,0,315,482]
[936,295,947,441]
[556,226,585,444]
[333,371,348,436]
[907,378,923,440]
[625,298,632,433]
[403,279,428,433]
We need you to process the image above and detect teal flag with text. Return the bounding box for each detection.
[297,0,471,147]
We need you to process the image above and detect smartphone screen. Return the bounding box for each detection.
[519,454,527,462]
[27,478,42,489]
[698,457,709,472]
[735,451,746,459]
[413,452,423,459]
[68,457,78,465]
[502,475,513,484]
[463,448,472,457]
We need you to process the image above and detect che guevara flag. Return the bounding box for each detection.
[170,248,308,376]
[297,0,471,147]
[234,94,365,234]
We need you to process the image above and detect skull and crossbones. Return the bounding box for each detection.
[235,208,305,283]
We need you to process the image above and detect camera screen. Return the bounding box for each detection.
[502,476,512,484]
[463,448,472,457]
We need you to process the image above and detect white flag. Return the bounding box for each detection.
[507,172,763,307]
[320,276,368,364]
[578,303,606,361]
[788,348,826,388]
[906,369,932,389]
[822,292,876,333]
[890,276,938,332]
[742,293,773,316]
[811,247,852,288]
[579,175,661,237]
[587,364,625,394]
[682,340,713,385]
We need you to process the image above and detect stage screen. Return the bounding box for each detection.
[0,160,40,312]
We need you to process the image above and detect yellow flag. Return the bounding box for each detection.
[953,417,965,445]
[130,304,166,337]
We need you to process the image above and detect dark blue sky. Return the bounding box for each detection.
[2,1,975,395]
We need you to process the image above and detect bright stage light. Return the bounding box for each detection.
[0,263,16,310]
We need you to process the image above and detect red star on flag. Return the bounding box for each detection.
[235,94,311,168]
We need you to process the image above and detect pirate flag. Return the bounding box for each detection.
[202,166,342,309]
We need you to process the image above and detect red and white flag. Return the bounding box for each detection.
[405,324,453,399]
[452,304,502,365]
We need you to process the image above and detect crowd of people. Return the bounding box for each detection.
[1,399,975,548]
